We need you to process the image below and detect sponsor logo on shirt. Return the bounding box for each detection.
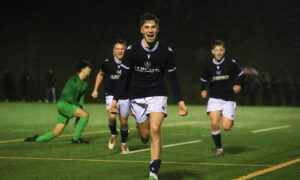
[134,66,160,73]
[212,75,229,81]
[110,75,120,79]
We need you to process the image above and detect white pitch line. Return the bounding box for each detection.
[127,140,202,154]
[0,121,201,144]
[0,156,272,167]
[251,125,291,134]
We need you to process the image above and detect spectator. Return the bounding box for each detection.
[44,69,57,103]
[21,69,33,102]
[261,72,272,105]
[3,70,17,102]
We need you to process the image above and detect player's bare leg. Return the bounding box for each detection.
[222,117,234,131]
[209,111,224,156]
[137,119,150,143]
[148,112,164,180]
[119,115,129,154]
[108,111,118,149]
[53,123,65,136]
[149,112,164,160]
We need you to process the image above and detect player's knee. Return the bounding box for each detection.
[83,112,89,118]
[120,122,128,128]
[141,137,149,144]
[54,130,62,136]
[109,114,117,120]
[139,131,150,143]
[211,122,219,130]
[223,125,232,131]
[150,125,161,134]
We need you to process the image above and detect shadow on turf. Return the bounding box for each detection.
[158,170,203,180]
[224,146,256,154]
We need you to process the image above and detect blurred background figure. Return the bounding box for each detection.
[44,69,57,103]
[247,76,261,106]
[261,72,272,105]
[3,70,17,102]
[21,69,33,102]
[271,75,284,106]
[283,75,295,106]
[242,66,260,105]
[294,75,300,106]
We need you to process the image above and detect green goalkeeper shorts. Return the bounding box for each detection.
[56,101,79,124]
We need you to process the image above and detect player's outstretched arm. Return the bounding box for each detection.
[178,101,188,116]
[91,72,103,98]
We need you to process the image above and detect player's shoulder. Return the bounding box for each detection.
[159,41,174,53]
[126,41,139,51]
[102,57,113,65]
[226,57,239,65]
[68,74,79,83]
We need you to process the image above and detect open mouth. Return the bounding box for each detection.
[146,34,155,38]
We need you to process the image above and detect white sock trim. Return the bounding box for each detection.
[211,130,221,135]
[149,172,158,179]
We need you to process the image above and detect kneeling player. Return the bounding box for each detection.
[25,60,92,144]
[200,40,244,156]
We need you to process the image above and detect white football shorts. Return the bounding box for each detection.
[207,98,236,120]
[130,96,168,124]
[105,95,130,118]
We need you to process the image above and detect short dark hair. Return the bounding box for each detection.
[113,39,127,48]
[75,60,91,72]
[211,40,225,49]
[140,13,159,27]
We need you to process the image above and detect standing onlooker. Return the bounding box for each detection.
[21,69,33,102]
[3,70,17,102]
[261,72,272,105]
[283,75,295,106]
[44,69,57,103]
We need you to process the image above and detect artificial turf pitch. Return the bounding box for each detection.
[0,103,299,180]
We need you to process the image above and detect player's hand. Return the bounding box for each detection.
[91,90,98,98]
[178,101,188,116]
[109,100,119,114]
[201,90,207,98]
[233,85,242,94]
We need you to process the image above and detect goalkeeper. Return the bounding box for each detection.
[25,60,92,144]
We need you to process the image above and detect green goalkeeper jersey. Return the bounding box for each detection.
[58,74,88,106]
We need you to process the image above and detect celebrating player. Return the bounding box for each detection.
[200,40,245,156]
[109,13,188,180]
[91,39,130,154]
[25,60,92,144]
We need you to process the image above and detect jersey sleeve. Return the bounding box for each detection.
[78,94,85,107]
[120,46,132,70]
[166,47,177,72]
[231,59,245,86]
[166,47,183,102]
[200,65,209,91]
[100,59,108,75]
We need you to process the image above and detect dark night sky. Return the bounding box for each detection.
[1,0,300,102]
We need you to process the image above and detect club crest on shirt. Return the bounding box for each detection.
[216,71,221,75]
[144,61,151,68]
